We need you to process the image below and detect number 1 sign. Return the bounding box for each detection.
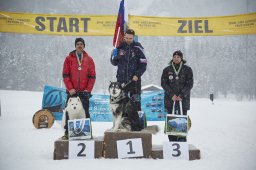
[116,138,143,159]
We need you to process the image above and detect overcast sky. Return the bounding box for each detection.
[0,0,255,17]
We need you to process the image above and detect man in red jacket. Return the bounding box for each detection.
[62,37,96,138]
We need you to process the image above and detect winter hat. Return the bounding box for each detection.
[173,50,183,59]
[75,37,85,46]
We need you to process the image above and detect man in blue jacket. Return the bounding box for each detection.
[110,29,147,129]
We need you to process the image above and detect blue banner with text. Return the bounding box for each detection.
[42,85,167,122]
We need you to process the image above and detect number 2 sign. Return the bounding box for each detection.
[116,138,143,159]
[69,140,95,159]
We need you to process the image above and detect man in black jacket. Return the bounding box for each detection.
[161,50,193,141]
[110,29,147,130]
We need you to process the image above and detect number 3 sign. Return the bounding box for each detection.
[116,138,143,159]
[69,140,95,159]
[163,142,189,160]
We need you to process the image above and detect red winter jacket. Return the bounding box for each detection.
[62,50,96,93]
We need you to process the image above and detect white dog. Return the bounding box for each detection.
[61,96,86,129]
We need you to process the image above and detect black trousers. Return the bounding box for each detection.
[167,101,187,142]
[64,92,90,135]
[121,80,142,130]
[123,80,141,111]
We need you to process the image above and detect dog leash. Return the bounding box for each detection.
[122,80,133,90]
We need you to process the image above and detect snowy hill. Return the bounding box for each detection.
[0,90,256,170]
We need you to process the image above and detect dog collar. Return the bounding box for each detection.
[110,92,127,104]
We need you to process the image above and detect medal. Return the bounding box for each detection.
[171,61,183,80]
[75,51,83,71]
[169,75,173,80]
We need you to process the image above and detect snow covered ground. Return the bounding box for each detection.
[0,90,256,170]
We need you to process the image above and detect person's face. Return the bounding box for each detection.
[124,33,134,45]
[173,55,182,64]
[75,42,85,53]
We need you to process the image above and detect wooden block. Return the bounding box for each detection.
[151,144,201,160]
[53,136,104,160]
[103,131,152,158]
[151,145,162,159]
[188,144,201,160]
[53,138,68,160]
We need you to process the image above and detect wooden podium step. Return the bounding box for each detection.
[103,131,152,158]
[151,144,201,160]
[53,132,201,160]
[53,136,104,160]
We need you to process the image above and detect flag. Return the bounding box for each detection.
[113,0,128,47]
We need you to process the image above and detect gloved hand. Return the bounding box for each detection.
[112,48,118,59]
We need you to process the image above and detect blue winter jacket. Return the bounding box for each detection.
[110,41,147,84]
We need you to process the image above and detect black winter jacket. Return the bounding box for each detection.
[161,62,193,112]
[110,41,147,84]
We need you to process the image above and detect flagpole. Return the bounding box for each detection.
[114,26,121,48]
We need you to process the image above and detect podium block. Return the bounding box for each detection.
[103,131,152,158]
[151,144,201,160]
[53,136,104,160]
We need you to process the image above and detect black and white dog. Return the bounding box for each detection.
[109,81,159,134]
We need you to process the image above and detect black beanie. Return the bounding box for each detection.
[173,50,183,59]
[75,37,85,46]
